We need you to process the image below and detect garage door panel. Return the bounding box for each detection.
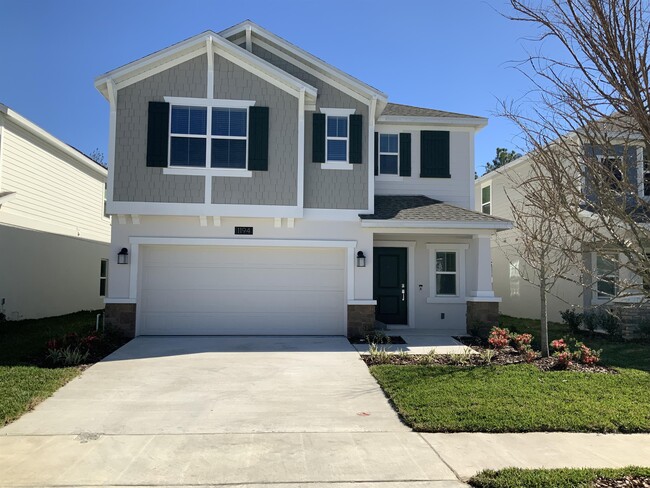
[139,245,346,335]
[141,267,344,292]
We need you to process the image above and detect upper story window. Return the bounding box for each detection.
[379,134,399,175]
[326,116,348,162]
[598,155,624,192]
[166,99,255,171]
[481,184,492,215]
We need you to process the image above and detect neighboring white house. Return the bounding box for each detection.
[475,146,648,324]
[95,21,511,338]
[0,104,110,320]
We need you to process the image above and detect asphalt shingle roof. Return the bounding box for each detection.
[382,102,483,119]
[360,195,512,224]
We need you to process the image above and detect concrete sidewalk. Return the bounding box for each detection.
[424,432,650,480]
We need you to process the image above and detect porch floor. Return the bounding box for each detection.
[353,332,475,355]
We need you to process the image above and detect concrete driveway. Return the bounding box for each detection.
[0,336,464,487]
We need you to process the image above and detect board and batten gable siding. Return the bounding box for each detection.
[211,53,298,205]
[375,125,473,209]
[0,118,110,243]
[114,55,206,203]
[251,44,369,210]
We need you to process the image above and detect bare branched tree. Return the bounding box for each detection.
[498,161,583,355]
[501,0,650,308]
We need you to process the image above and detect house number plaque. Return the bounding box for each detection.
[234,226,253,235]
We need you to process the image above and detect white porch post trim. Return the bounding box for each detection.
[468,234,496,299]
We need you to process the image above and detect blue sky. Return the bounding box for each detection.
[0,0,550,174]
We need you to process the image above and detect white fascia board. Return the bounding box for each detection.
[129,236,357,249]
[360,219,513,230]
[107,201,304,218]
[377,115,488,129]
[218,21,388,103]
[94,31,317,102]
[0,104,107,179]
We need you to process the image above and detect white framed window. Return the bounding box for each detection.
[481,183,492,215]
[594,252,619,300]
[320,108,355,169]
[426,244,468,303]
[99,259,108,297]
[165,97,255,173]
[644,159,650,197]
[379,133,399,175]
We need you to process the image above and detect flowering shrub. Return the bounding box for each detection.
[512,333,533,352]
[551,339,567,352]
[522,348,538,363]
[488,327,511,349]
[576,343,601,365]
[554,351,573,369]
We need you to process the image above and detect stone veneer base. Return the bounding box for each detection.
[347,305,376,339]
[466,301,500,338]
[104,303,136,338]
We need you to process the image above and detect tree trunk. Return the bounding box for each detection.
[539,276,550,357]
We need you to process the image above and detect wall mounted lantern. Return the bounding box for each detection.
[356,251,366,268]
[117,248,129,265]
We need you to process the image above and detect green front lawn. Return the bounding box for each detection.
[470,467,650,488]
[370,364,650,433]
[0,310,106,426]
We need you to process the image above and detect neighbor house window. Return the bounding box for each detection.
[596,253,619,298]
[379,134,399,175]
[643,253,650,293]
[599,155,624,192]
[644,160,650,196]
[481,184,492,215]
[326,115,348,162]
[168,101,251,169]
[99,259,108,297]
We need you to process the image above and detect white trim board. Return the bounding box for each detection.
[374,240,416,329]
[107,201,303,218]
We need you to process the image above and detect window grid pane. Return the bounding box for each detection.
[380,134,398,153]
[327,140,347,161]
[327,116,347,137]
[212,108,247,137]
[171,106,207,135]
[170,137,206,167]
[211,139,247,168]
[436,252,456,272]
[380,154,398,175]
[482,186,491,204]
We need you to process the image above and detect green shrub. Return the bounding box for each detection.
[636,317,650,339]
[583,308,620,337]
[46,346,90,366]
[560,308,583,335]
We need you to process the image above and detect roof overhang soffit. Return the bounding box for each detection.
[95,32,318,104]
[219,21,388,109]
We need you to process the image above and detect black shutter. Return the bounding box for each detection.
[349,114,362,164]
[146,101,170,167]
[399,132,411,177]
[312,113,325,163]
[248,106,269,171]
[420,130,450,178]
[374,132,379,175]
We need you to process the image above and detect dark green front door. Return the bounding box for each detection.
[373,247,407,324]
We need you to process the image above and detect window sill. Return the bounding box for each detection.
[321,162,353,170]
[427,296,465,304]
[375,175,403,181]
[164,167,253,178]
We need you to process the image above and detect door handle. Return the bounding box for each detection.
[401,284,406,302]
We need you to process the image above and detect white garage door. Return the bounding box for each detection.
[138,245,346,335]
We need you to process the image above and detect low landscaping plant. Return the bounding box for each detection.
[550,337,601,369]
[43,329,125,367]
[583,308,621,338]
[45,346,90,367]
[488,327,511,349]
[638,317,650,340]
[560,308,583,335]
[470,466,650,488]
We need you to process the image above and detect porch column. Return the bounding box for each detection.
[466,234,500,337]
[468,234,495,298]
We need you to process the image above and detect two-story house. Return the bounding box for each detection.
[0,104,110,320]
[96,21,511,338]
[476,139,648,332]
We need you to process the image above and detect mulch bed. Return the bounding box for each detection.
[363,340,617,374]
[593,476,650,487]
